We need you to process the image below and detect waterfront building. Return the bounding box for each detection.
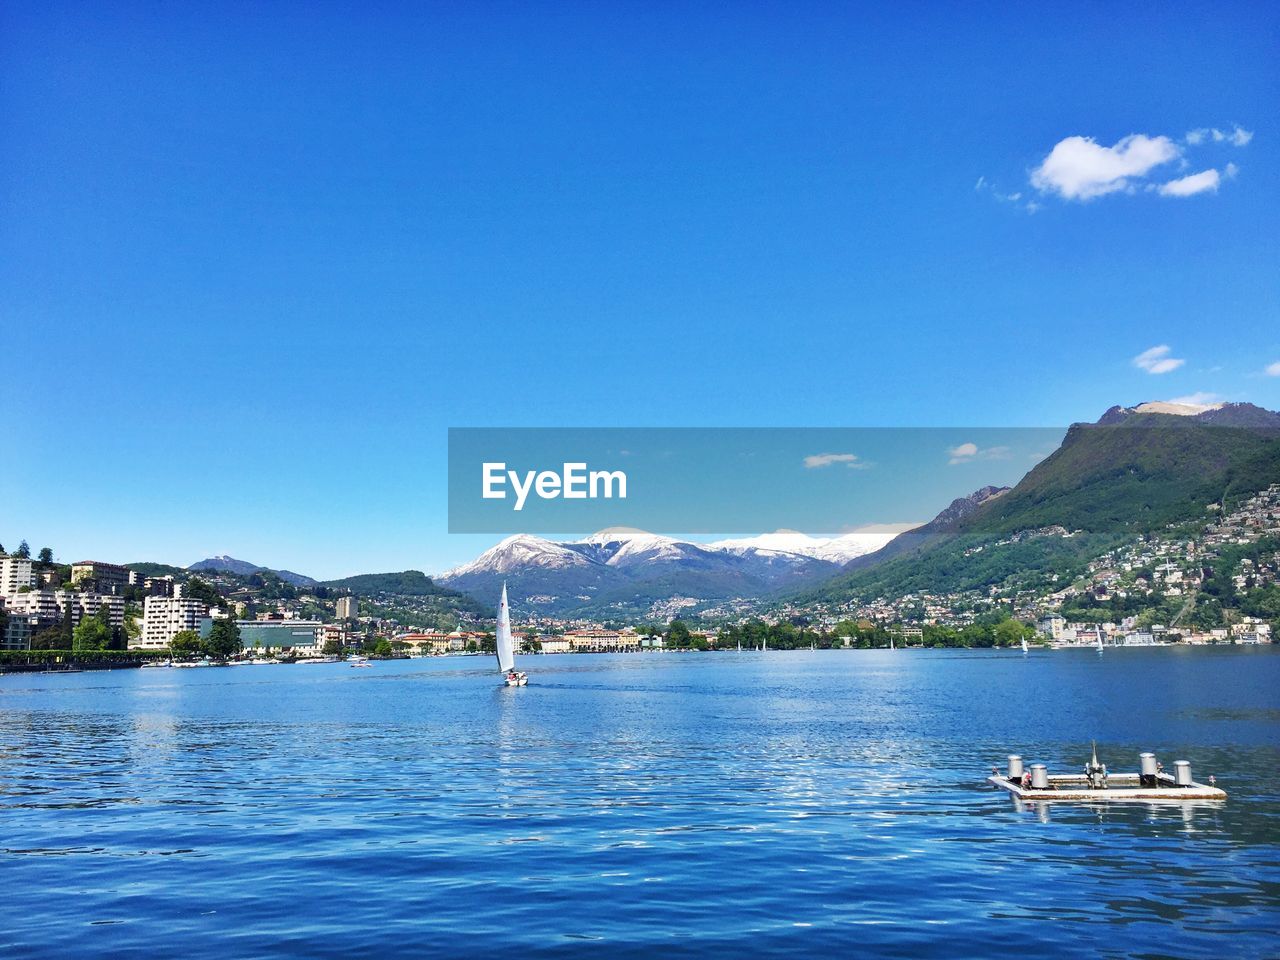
[1,611,35,650]
[237,620,324,655]
[397,632,453,654]
[1,556,36,598]
[70,561,130,595]
[538,635,571,654]
[138,595,210,649]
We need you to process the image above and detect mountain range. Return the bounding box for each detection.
[439,400,1280,618]
[436,527,901,618]
[183,400,1280,621]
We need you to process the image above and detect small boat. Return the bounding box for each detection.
[1021,637,1029,654]
[1096,632,1104,653]
[496,583,527,687]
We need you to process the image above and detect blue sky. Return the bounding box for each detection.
[2,2,1277,578]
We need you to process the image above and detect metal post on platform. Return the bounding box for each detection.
[1030,764,1048,790]
[1008,755,1024,781]
[1140,752,1159,787]
[1174,760,1193,786]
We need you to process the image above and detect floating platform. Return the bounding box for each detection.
[990,750,1226,802]
[989,771,1226,801]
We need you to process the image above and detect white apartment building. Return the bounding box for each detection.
[138,595,209,649]
[335,596,358,619]
[1,556,36,598]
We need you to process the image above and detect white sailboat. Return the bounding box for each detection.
[496,583,527,686]
[1021,636,1029,654]
[1096,630,1104,653]
[890,633,895,651]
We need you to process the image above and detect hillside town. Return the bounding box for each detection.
[1,484,1277,665]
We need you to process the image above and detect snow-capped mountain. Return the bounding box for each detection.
[443,534,595,579]
[709,529,904,565]
[437,526,912,617]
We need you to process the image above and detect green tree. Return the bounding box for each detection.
[665,620,692,649]
[170,630,203,657]
[322,639,344,657]
[72,608,114,651]
[206,619,242,658]
[372,639,393,657]
[15,540,31,559]
[183,576,224,610]
[37,547,54,566]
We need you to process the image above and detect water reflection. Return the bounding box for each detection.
[0,649,1275,958]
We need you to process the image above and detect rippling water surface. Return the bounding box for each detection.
[2,647,1277,958]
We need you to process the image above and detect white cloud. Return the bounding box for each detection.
[803,452,865,470]
[1158,168,1221,197]
[1264,361,1280,377]
[1022,126,1251,204]
[1187,125,1253,147]
[1031,134,1179,200]
[1133,344,1185,375]
[948,443,1011,466]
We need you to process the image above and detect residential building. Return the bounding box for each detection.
[1,556,36,598]
[138,595,209,649]
[2,611,35,650]
[70,561,130,595]
[335,596,358,619]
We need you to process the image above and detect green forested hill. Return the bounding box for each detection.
[805,412,1280,604]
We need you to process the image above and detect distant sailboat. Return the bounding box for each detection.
[737,638,741,652]
[1096,630,1104,653]
[496,583,527,686]
[1021,636,1029,654]
[890,633,895,651]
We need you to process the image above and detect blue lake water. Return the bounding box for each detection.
[1,647,1277,959]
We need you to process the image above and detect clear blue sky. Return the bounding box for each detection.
[2,2,1276,578]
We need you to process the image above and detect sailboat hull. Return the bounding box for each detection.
[504,672,528,687]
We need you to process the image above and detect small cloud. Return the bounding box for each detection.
[1133,344,1185,375]
[1264,361,1280,377]
[803,452,866,470]
[948,443,1012,466]
[1168,392,1221,406]
[1031,134,1180,201]
[1189,125,1253,147]
[1157,168,1221,197]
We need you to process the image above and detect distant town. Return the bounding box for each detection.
[1,482,1276,670]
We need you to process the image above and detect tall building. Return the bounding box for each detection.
[138,595,209,649]
[70,561,130,595]
[1,556,36,598]
[3,590,125,630]
[335,596,358,619]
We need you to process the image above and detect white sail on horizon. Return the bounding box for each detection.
[496,583,515,674]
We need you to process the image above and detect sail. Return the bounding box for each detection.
[495,583,515,673]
